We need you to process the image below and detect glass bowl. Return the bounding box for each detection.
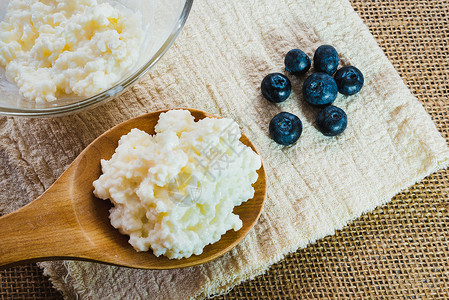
[0,0,193,117]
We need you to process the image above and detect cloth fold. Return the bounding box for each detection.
[1,0,448,299]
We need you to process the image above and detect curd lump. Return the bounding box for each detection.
[93,110,262,259]
[0,0,143,102]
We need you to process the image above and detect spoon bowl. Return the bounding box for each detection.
[0,108,266,269]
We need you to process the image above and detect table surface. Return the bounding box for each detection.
[1,0,449,299]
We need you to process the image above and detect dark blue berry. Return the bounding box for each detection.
[261,73,291,103]
[269,112,302,145]
[316,105,347,136]
[334,66,364,95]
[302,72,338,107]
[284,49,311,75]
[313,45,339,75]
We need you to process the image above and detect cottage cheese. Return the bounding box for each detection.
[93,110,262,259]
[0,0,143,102]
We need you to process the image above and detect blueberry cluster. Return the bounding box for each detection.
[261,45,364,145]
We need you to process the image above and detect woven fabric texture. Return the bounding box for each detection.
[1,0,449,299]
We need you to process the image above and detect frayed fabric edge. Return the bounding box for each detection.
[194,154,449,300]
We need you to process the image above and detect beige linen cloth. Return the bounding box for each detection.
[1,0,449,299]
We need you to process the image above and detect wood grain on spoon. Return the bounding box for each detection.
[0,108,266,269]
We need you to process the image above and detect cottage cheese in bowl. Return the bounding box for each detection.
[93,110,262,259]
[0,0,144,102]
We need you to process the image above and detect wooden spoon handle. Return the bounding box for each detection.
[0,181,90,269]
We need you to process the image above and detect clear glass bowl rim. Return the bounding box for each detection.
[0,0,194,117]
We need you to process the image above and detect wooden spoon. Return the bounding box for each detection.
[0,108,266,270]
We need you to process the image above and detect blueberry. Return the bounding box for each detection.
[313,45,339,75]
[261,73,291,103]
[334,66,364,95]
[316,105,347,136]
[284,49,311,75]
[302,72,338,107]
[269,112,302,145]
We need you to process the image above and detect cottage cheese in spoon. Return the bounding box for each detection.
[93,110,262,259]
[0,0,143,102]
